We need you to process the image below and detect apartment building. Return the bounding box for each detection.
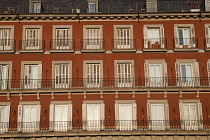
[0,0,210,139]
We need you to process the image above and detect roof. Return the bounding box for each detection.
[0,0,204,14]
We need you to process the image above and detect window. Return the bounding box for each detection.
[22,62,42,89]
[29,0,41,13]
[83,25,103,50]
[84,60,103,88]
[82,101,104,131]
[115,100,136,130]
[0,64,10,89]
[207,61,210,80]
[114,25,134,50]
[205,24,210,48]
[115,60,134,87]
[144,60,167,87]
[49,101,72,132]
[179,100,203,130]
[146,2,157,12]
[0,26,14,51]
[144,25,165,49]
[88,0,98,13]
[18,102,41,132]
[174,24,196,49]
[52,25,73,50]
[0,103,10,133]
[22,25,43,51]
[147,100,169,130]
[52,61,72,89]
[175,60,199,87]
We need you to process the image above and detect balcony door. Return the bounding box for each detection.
[150,104,166,130]
[54,63,70,89]
[178,28,190,47]
[24,64,42,89]
[85,28,100,49]
[118,104,133,130]
[0,28,11,50]
[54,105,68,131]
[25,28,40,49]
[116,28,131,49]
[55,29,70,49]
[0,65,9,89]
[86,104,101,131]
[86,63,100,88]
[117,63,132,87]
[148,64,163,87]
[147,28,160,48]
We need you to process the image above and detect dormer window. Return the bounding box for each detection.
[29,0,42,13]
[87,0,98,13]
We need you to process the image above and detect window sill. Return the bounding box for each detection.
[19,50,45,53]
[81,49,106,53]
[50,49,74,53]
[111,49,137,53]
[205,48,210,52]
[174,48,199,52]
[0,50,15,54]
[143,48,167,52]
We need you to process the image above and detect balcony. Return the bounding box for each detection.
[81,39,105,53]
[1,77,209,91]
[112,39,136,53]
[0,120,207,133]
[205,38,210,51]
[173,38,198,52]
[19,40,45,53]
[143,38,167,52]
[50,39,75,53]
[0,39,15,53]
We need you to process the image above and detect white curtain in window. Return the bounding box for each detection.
[86,63,100,87]
[55,64,69,88]
[85,28,100,49]
[0,28,11,50]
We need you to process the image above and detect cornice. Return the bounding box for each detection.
[0,12,210,21]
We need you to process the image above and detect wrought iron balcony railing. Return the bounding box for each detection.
[0,120,208,133]
[113,39,136,49]
[173,38,198,49]
[51,39,75,50]
[81,39,105,50]
[0,39,15,51]
[0,77,209,90]
[143,38,167,49]
[19,40,45,51]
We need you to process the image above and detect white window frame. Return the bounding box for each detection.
[87,0,98,13]
[144,60,167,87]
[174,24,195,48]
[114,25,134,49]
[0,102,10,133]
[205,24,210,48]
[147,100,169,130]
[82,100,104,131]
[207,60,210,81]
[143,25,164,49]
[115,100,136,131]
[114,60,134,87]
[0,26,14,51]
[29,0,41,13]
[83,25,103,49]
[49,101,72,132]
[52,25,73,50]
[52,61,72,89]
[83,60,103,88]
[175,59,199,87]
[22,25,43,50]
[179,100,203,130]
[18,101,41,132]
[21,61,42,89]
[0,61,12,90]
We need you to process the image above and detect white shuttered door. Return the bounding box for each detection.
[55,64,69,89]
[119,104,132,130]
[116,28,131,49]
[117,63,132,87]
[150,104,165,130]
[25,29,40,49]
[0,65,9,90]
[54,105,68,131]
[86,63,100,88]
[86,104,101,131]
[55,28,70,49]
[0,28,11,50]
[86,28,100,49]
